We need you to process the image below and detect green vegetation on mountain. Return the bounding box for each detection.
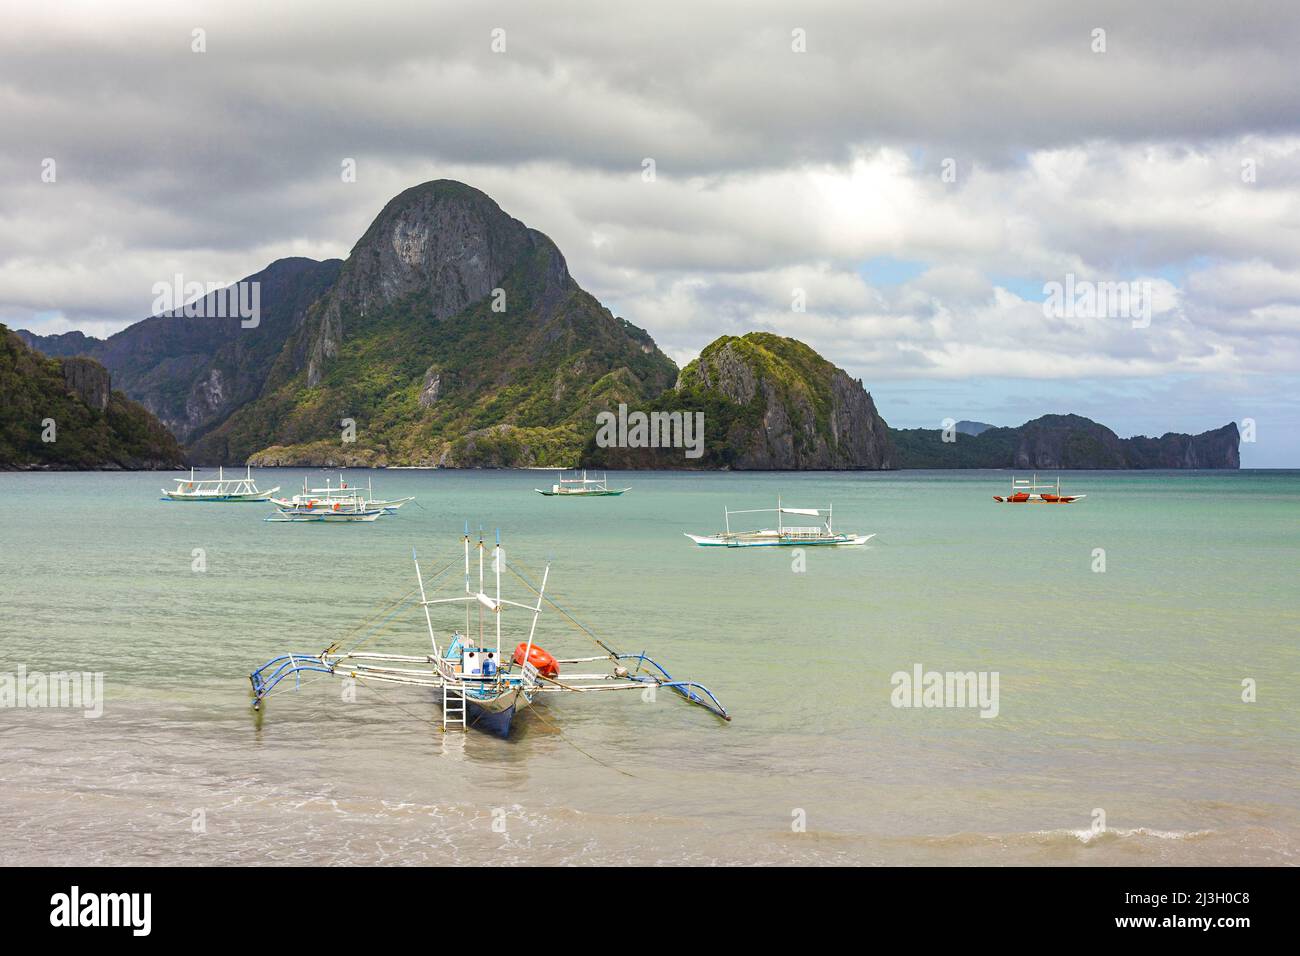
[0,325,184,469]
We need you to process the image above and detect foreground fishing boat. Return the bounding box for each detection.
[161,466,279,502]
[993,475,1086,503]
[686,498,874,547]
[249,527,728,736]
[535,470,629,496]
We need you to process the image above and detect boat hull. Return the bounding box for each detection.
[993,495,1084,504]
[163,488,278,502]
[685,532,875,547]
[457,685,534,737]
[535,489,627,496]
[266,509,384,522]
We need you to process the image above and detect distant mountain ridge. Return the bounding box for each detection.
[891,414,1240,469]
[12,180,1242,471]
[17,257,342,447]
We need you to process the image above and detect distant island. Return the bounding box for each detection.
[7,180,1240,471]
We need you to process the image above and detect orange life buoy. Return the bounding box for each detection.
[333,502,340,511]
[513,643,559,677]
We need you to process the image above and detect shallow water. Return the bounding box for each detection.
[0,468,1295,865]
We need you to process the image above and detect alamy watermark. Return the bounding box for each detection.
[595,403,705,459]
[890,664,999,718]
[50,886,150,936]
[1043,274,1151,328]
[1,666,104,718]
[151,274,261,328]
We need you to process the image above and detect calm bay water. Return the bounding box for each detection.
[0,468,1296,865]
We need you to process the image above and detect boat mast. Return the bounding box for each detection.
[778,495,782,535]
[477,528,485,647]
[463,521,471,639]
[494,529,502,664]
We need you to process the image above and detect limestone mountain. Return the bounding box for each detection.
[194,181,676,466]
[0,324,184,469]
[585,332,896,469]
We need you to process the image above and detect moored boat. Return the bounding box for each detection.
[162,466,279,502]
[535,470,628,496]
[249,526,729,737]
[268,473,412,521]
[685,498,874,547]
[993,474,1086,504]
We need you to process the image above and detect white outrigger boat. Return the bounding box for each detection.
[686,497,874,547]
[270,473,414,517]
[993,474,1086,504]
[535,470,629,497]
[249,526,729,736]
[266,489,386,522]
[162,466,279,502]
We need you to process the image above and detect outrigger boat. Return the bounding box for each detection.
[271,474,414,516]
[249,527,729,737]
[162,466,279,502]
[535,470,629,497]
[993,474,1086,503]
[686,498,874,547]
[265,490,386,522]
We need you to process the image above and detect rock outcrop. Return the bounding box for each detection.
[585,333,896,470]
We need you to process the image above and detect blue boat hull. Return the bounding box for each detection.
[466,699,516,737]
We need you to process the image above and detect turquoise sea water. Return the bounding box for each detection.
[0,468,1296,865]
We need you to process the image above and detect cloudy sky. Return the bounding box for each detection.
[3,0,1298,464]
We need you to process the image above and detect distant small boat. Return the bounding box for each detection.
[302,474,414,513]
[268,474,412,521]
[686,497,874,547]
[993,474,1086,504]
[162,466,279,502]
[535,470,628,497]
[265,490,385,522]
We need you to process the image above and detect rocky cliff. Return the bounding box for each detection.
[0,325,184,469]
